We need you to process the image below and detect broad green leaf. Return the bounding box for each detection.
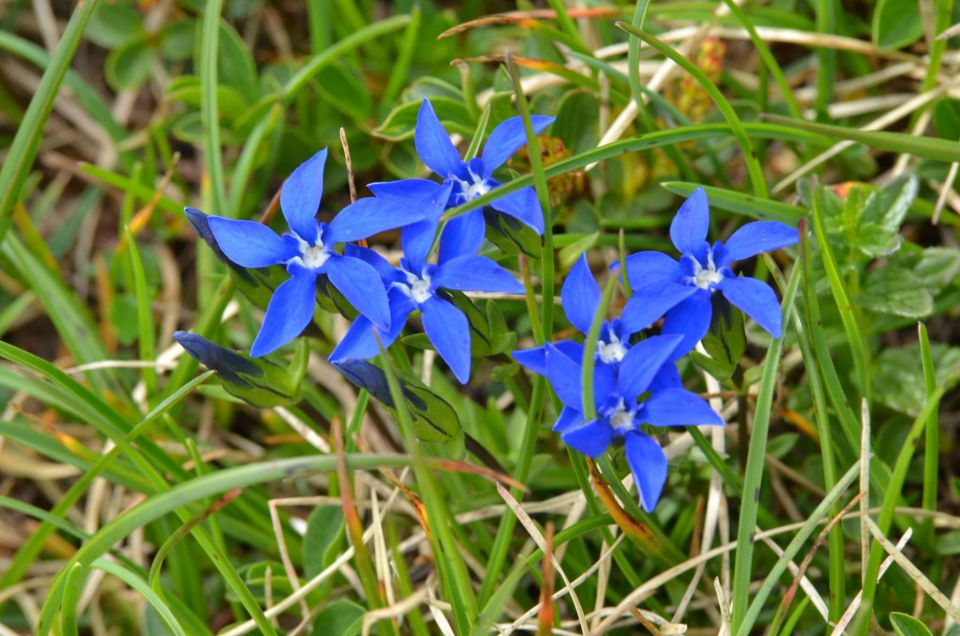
[933,98,960,139]
[860,267,934,318]
[303,506,345,578]
[554,91,599,153]
[873,0,924,49]
[873,343,960,415]
[310,600,365,636]
[375,96,472,141]
[862,174,917,232]
[87,3,144,48]
[105,38,156,91]
[314,62,372,123]
[889,612,934,636]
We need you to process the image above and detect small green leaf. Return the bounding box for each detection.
[303,506,345,579]
[105,38,155,91]
[558,233,600,273]
[314,62,372,123]
[159,19,196,61]
[873,343,960,416]
[310,599,365,636]
[218,21,259,102]
[862,175,917,232]
[933,98,960,139]
[375,96,472,141]
[700,294,746,384]
[873,0,924,49]
[889,612,934,636]
[554,91,599,153]
[87,3,144,48]
[860,267,934,318]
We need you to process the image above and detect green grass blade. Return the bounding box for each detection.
[199,0,228,215]
[0,0,99,245]
[661,181,804,223]
[919,322,939,544]
[730,262,802,632]
[94,559,190,636]
[615,21,768,198]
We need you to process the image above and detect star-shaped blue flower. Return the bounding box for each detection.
[621,187,799,358]
[512,253,685,387]
[193,148,426,357]
[328,220,524,384]
[543,333,723,511]
[367,99,554,273]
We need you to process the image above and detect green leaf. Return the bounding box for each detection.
[105,38,156,90]
[314,62,372,123]
[889,612,934,636]
[158,19,196,61]
[860,267,934,318]
[873,343,960,416]
[218,21,259,102]
[557,233,600,273]
[933,98,960,139]
[375,96,472,141]
[87,3,144,48]
[862,174,917,233]
[166,76,251,117]
[873,0,924,49]
[553,91,599,153]
[309,599,365,636]
[303,506,345,579]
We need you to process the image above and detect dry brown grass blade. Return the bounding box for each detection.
[537,522,556,636]
[439,8,621,39]
[381,469,433,542]
[586,457,656,545]
[630,607,663,636]
[119,153,180,249]
[452,55,573,74]
[427,458,527,491]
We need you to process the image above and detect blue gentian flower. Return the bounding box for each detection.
[621,187,799,357]
[512,253,683,388]
[193,149,426,357]
[543,334,723,511]
[328,222,524,384]
[367,99,554,270]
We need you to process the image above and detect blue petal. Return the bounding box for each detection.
[669,186,710,254]
[250,266,318,357]
[402,218,439,273]
[720,221,800,264]
[421,296,471,383]
[594,362,617,404]
[620,283,698,335]
[512,346,548,376]
[553,406,584,432]
[415,99,464,179]
[480,115,556,176]
[329,291,414,363]
[624,431,668,512]
[343,244,394,282]
[718,276,783,338]
[648,362,682,393]
[561,254,601,334]
[661,290,713,359]
[368,178,443,202]
[544,342,583,408]
[206,216,293,268]
[489,185,544,234]
[617,334,684,400]
[439,209,486,264]
[622,251,683,289]
[280,149,327,244]
[561,419,613,458]
[324,254,391,330]
[641,387,723,426]
[432,255,523,294]
[327,196,425,244]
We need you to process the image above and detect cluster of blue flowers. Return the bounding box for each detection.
[186,98,799,511]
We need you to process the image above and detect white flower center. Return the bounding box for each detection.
[609,404,635,431]
[398,270,433,304]
[597,332,628,364]
[301,243,330,269]
[692,250,723,290]
[464,176,490,201]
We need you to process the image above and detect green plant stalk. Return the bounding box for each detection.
[736,460,860,635]
[919,323,939,546]
[440,122,832,225]
[580,277,617,421]
[688,426,741,492]
[796,228,844,620]
[60,563,86,636]
[35,454,413,635]
[855,376,953,630]
[377,347,478,633]
[615,21,768,198]
[389,519,431,636]
[0,0,99,246]
[228,102,284,214]
[718,0,802,118]
[911,0,953,128]
[125,228,158,401]
[729,263,801,632]
[199,0,228,217]
[811,188,872,405]
[813,0,836,120]
[381,5,421,116]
